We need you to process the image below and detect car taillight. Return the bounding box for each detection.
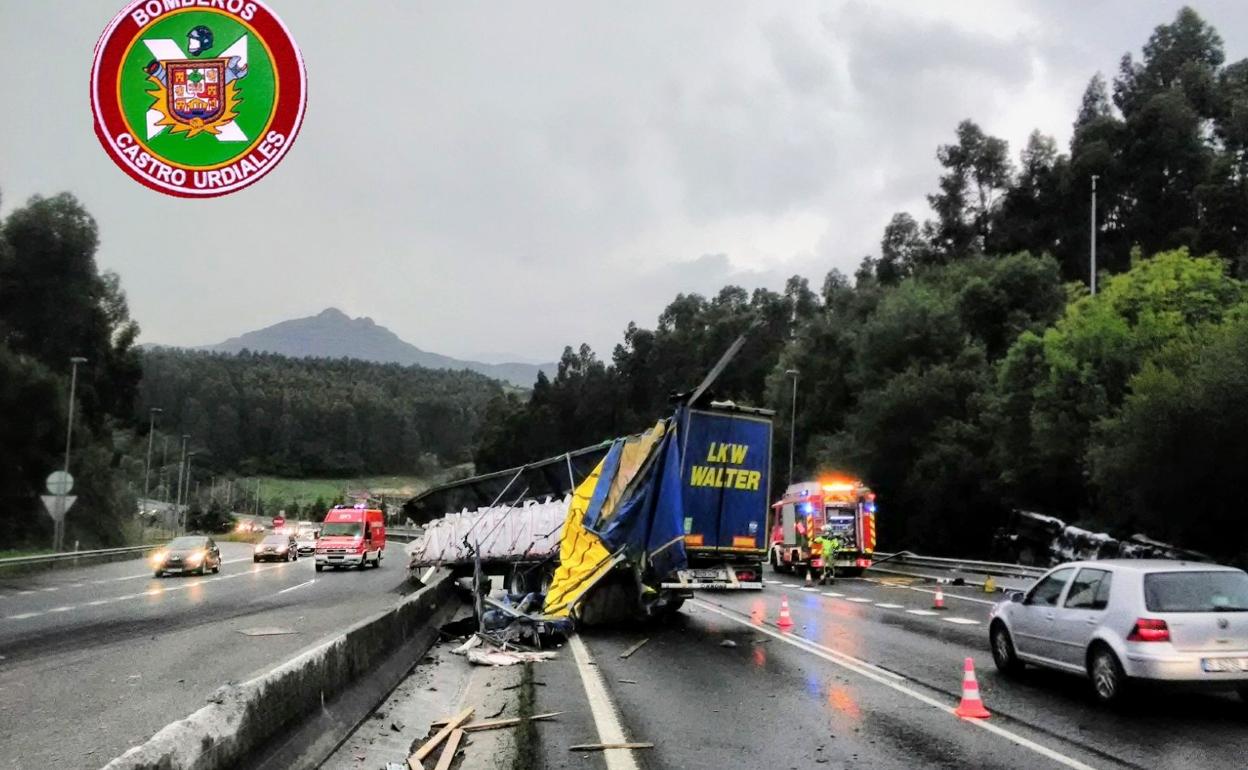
[736,571,755,582]
[1127,618,1170,642]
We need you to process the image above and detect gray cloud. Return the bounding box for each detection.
[2,1,1246,362]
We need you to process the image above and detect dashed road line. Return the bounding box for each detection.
[844,597,873,603]
[942,617,981,625]
[875,603,904,609]
[6,612,41,620]
[800,587,819,592]
[277,579,315,595]
[822,591,844,597]
[863,577,999,607]
[906,609,939,616]
[691,599,1100,770]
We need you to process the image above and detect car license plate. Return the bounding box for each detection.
[167,567,182,573]
[1202,657,1248,673]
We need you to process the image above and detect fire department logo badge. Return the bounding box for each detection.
[91,1,306,197]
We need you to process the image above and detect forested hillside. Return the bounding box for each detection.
[138,348,503,478]
[476,8,1248,562]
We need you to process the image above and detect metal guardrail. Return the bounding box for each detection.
[385,528,422,543]
[871,550,1048,581]
[0,544,161,568]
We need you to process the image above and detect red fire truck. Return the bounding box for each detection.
[769,478,877,576]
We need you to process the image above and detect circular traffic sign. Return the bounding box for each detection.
[46,471,75,495]
[90,0,307,197]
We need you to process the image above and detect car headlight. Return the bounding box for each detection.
[187,551,204,565]
[254,544,263,553]
[149,550,167,565]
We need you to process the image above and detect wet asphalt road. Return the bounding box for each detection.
[536,575,1248,769]
[0,541,410,769]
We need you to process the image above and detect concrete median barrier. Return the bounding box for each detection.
[101,571,454,770]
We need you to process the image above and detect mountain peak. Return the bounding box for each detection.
[203,310,554,387]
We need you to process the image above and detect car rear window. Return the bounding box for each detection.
[1144,571,1248,613]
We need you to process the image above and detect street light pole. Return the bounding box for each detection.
[176,435,189,532]
[142,407,162,515]
[56,357,87,550]
[784,369,799,486]
[1090,174,1099,295]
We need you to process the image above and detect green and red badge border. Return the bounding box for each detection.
[90,0,306,197]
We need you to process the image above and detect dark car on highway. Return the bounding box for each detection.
[151,536,221,577]
[254,533,299,563]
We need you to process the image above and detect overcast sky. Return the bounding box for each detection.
[3,1,1247,363]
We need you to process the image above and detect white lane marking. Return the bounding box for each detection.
[822,592,844,597]
[691,600,1099,770]
[864,577,999,607]
[875,603,904,609]
[568,634,641,770]
[943,617,981,625]
[18,591,34,596]
[41,587,58,593]
[800,587,818,592]
[906,609,939,616]
[844,597,873,603]
[277,579,314,595]
[67,583,84,588]
[4,561,297,619]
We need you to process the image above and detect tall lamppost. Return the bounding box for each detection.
[176,434,189,531]
[142,407,162,514]
[56,357,87,550]
[1090,174,1099,295]
[784,369,799,485]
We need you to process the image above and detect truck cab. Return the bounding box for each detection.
[315,506,385,571]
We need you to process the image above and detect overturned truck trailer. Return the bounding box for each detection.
[405,400,773,623]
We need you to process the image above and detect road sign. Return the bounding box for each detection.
[273,516,286,529]
[40,495,77,522]
[46,471,74,495]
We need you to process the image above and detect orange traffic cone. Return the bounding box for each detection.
[932,585,947,610]
[954,657,991,719]
[777,596,794,630]
[805,569,813,586]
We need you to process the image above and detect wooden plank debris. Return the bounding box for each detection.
[432,729,464,770]
[569,742,655,751]
[409,708,473,768]
[618,638,650,659]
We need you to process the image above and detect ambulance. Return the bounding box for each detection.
[769,478,877,576]
[314,505,386,571]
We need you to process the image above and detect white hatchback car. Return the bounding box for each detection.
[989,560,1248,704]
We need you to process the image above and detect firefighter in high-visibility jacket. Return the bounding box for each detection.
[813,526,842,584]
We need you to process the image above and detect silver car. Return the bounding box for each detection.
[989,559,1248,704]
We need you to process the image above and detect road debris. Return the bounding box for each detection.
[618,678,638,684]
[467,648,558,666]
[618,638,650,659]
[432,728,463,770]
[719,639,737,648]
[408,707,473,769]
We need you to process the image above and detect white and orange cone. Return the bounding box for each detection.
[932,585,947,610]
[954,657,991,719]
[777,596,794,630]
